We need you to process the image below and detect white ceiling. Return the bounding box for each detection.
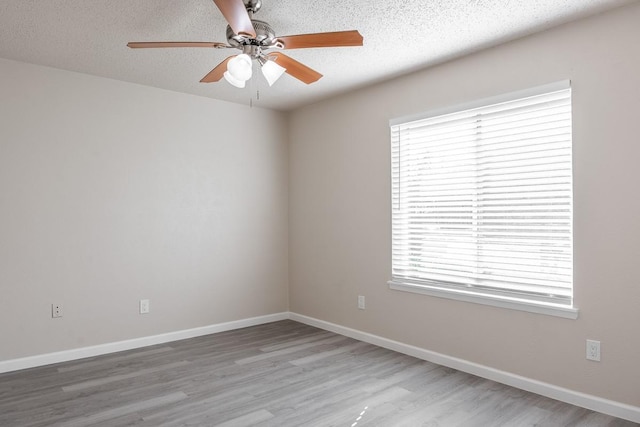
[0,0,634,111]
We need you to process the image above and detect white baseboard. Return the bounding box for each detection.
[0,312,288,374]
[290,312,640,424]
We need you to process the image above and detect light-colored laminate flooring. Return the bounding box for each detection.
[0,320,637,427]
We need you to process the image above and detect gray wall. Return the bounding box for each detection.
[0,59,289,360]
[288,3,640,406]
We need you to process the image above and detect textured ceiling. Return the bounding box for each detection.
[0,0,634,111]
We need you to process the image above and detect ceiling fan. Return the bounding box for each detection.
[127,0,363,88]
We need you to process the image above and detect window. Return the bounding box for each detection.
[389,81,576,318]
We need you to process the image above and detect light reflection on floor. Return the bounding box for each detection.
[351,406,369,427]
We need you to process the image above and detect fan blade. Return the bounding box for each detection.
[270,52,322,84]
[127,42,229,49]
[212,0,256,37]
[200,56,236,83]
[276,30,363,49]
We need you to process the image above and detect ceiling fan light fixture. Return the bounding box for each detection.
[224,53,253,87]
[223,70,246,88]
[261,59,286,86]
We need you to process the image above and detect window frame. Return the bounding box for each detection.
[388,81,578,319]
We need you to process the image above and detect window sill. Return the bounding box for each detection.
[388,280,579,320]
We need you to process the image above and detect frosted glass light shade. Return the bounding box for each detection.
[223,71,246,88]
[224,54,253,88]
[261,60,286,86]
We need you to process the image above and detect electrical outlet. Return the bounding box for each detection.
[139,299,150,314]
[51,303,63,318]
[358,295,365,310]
[586,339,601,361]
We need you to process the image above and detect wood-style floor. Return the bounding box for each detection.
[0,320,636,426]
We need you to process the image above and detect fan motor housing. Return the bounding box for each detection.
[227,20,276,47]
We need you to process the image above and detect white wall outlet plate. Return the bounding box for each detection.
[139,299,150,314]
[358,295,365,310]
[586,339,601,361]
[51,303,63,318]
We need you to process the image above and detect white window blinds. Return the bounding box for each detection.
[390,83,573,307]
